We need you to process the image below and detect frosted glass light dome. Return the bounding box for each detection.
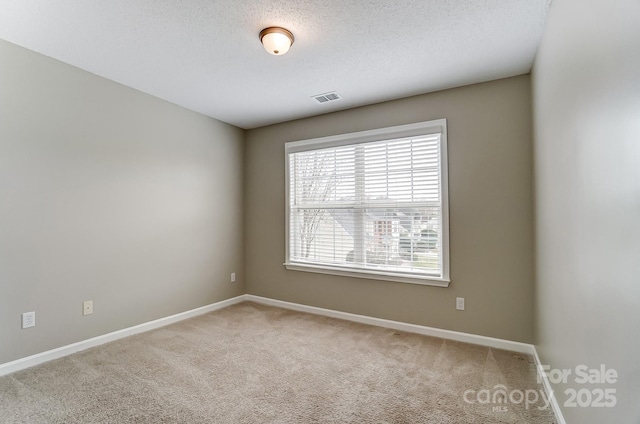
[260,27,294,56]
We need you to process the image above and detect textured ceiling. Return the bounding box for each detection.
[0,0,551,129]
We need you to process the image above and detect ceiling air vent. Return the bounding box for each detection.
[312,91,342,104]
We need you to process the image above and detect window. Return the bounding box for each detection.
[285,119,449,286]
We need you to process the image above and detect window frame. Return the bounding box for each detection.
[284,119,450,287]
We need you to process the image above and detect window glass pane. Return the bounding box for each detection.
[291,209,354,265]
[286,120,448,283]
[363,207,442,275]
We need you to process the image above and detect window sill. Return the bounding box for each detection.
[283,263,450,287]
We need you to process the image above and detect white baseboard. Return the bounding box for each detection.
[532,348,567,424]
[0,295,246,377]
[245,295,536,354]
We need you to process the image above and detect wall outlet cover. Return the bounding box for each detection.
[22,311,36,329]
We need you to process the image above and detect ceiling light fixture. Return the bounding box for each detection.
[259,27,294,56]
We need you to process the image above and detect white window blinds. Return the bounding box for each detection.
[285,120,449,285]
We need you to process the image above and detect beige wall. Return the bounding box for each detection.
[532,0,640,422]
[0,39,245,364]
[245,75,535,342]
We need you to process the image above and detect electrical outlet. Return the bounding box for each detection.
[231,272,236,283]
[83,300,93,316]
[22,311,35,329]
[456,297,465,311]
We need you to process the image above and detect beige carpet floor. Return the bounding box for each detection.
[0,302,557,423]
